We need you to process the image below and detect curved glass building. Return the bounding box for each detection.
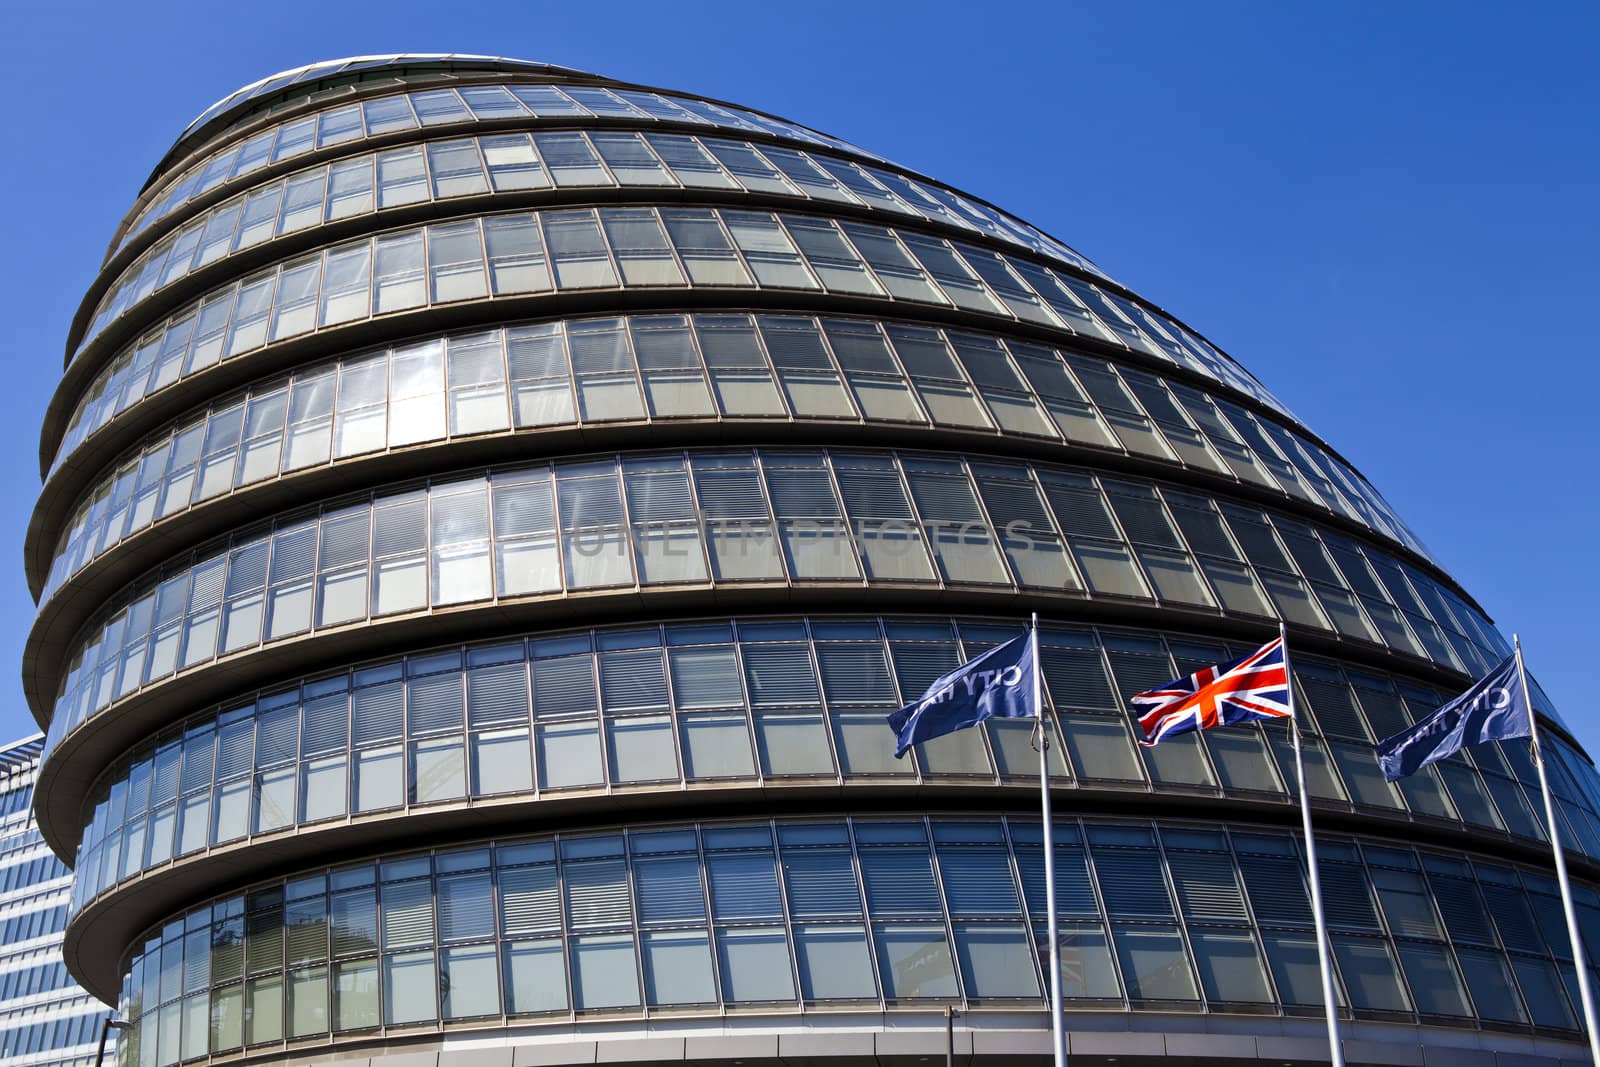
[27,55,1599,1066]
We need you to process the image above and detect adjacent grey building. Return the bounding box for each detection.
[0,737,106,1067]
[24,54,1600,1066]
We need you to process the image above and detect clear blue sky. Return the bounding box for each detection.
[1,2,1594,752]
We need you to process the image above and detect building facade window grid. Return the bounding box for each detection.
[51,206,1291,489]
[85,128,1108,356]
[30,57,1597,1067]
[112,814,1600,1064]
[43,448,1517,778]
[44,311,1430,618]
[0,747,107,1067]
[65,612,1600,914]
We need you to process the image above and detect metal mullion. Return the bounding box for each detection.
[583,619,614,797]
[748,208,826,292]
[930,620,1007,782]
[615,131,686,192]
[1079,473,1157,604]
[919,816,970,1009]
[465,217,491,309]
[1194,389,1287,495]
[983,249,1072,332]
[550,839,576,1024]
[955,453,1026,602]
[718,632,765,789]
[531,320,580,435]
[789,148,866,208]
[564,131,622,191]
[1219,827,1291,1016]
[999,816,1052,1010]
[837,158,916,214]
[806,819,883,1011]
[869,616,935,783]
[1077,629,1153,791]
[796,621,847,786]
[641,617,689,795]
[1403,883,1490,1028]
[921,231,1016,321]
[1301,526,1386,644]
[1355,850,1437,1025]
[1204,495,1292,630]
[1149,637,1226,793]
[674,318,719,432]
[460,135,496,200]
[775,214,885,309]
[603,455,641,597]
[676,135,740,189]
[840,815,888,1010]
[885,452,947,597]
[1461,865,1542,1028]
[738,312,796,422]
[759,817,804,1013]
[1053,354,1129,456]
[1049,271,1124,347]
[1145,374,1231,469]
[1074,817,1133,1010]
[636,206,696,292]
[1146,485,1227,614]
[812,450,869,587]
[608,833,649,1020]
[1151,825,1213,1014]
[673,449,719,601]
[1223,405,1302,489]
[581,206,628,294]
[1344,547,1433,655]
[745,450,791,584]
[1095,361,1183,458]
[838,316,934,426]
[991,337,1066,442]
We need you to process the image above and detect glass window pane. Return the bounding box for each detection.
[716,926,796,1002]
[794,924,876,1000]
[571,935,639,1009]
[1047,922,1121,1000]
[642,930,716,1005]
[1189,928,1273,1004]
[505,938,567,1014]
[1112,926,1198,1001]
[1332,937,1410,1012]
[953,922,1040,998]
[441,944,501,1019]
[874,923,957,999]
[381,950,437,1025]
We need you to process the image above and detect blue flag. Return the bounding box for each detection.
[887,633,1037,758]
[1376,655,1530,781]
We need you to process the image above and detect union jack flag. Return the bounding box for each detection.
[1130,637,1292,746]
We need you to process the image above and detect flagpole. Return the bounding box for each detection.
[1282,622,1344,1067]
[1033,612,1066,1067]
[1515,634,1600,1062]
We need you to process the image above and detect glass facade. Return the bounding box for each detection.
[113,80,1085,277]
[0,738,108,1067]
[54,207,1288,479]
[46,449,1515,759]
[42,314,1429,604]
[29,54,1596,1064]
[116,815,1598,1062]
[67,615,1600,913]
[88,130,1109,354]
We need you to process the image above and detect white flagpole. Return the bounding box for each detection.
[1034,612,1066,1067]
[1282,621,1344,1067]
[1515,634,1600,1062]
